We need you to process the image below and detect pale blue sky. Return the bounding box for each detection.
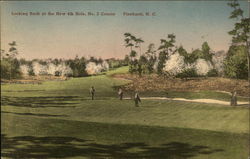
[1,1,248,59]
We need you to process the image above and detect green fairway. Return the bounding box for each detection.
[2,98,248,134]
[106,66,129,76]
[1,75,129,98]
[1,70,249,159]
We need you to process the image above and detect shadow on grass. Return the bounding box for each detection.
[3,90,46,92]
[1,111,68,117]
[1,134,223,159]
[1,96,80,108]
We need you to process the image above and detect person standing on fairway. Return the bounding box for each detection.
[118,88,123,100]
[134,92,141,107]
[230,91,237,106]
[90,86,95,100]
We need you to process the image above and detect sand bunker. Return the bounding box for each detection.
[125,97,249,106]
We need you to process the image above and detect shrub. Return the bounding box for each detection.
[224,45,248,79]
[175,68,199,78]
[207,69,218,77]
[1,59,11,79]
[27,63,35,76]
[55,71,61,76]
[66,57,88,77]
[0,58,22,79]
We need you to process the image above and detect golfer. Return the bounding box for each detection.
[230,91,237,106]
[90,86,95,100]
[134,92,141,107]
[118,88,123,100]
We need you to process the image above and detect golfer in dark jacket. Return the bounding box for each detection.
[90,86,95,100]
[134,92,141,107]
[118,88,123,100]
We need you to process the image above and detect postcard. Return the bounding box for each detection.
[1,0,249,158]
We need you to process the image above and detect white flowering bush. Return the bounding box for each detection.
[85,61,109,75]
[163,53,215,77]
[20,65,29,76]
[193,59,213,76]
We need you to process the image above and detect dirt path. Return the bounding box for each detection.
[124,97,249,106]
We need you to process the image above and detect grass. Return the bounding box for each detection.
[1,75,128,98]
[2,98,248,134]
[105,66,129,76]
[1,67,249,159]
[1,115,248,159]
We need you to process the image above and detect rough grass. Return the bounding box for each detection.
[1,68,249,159]
[114,74,249,96]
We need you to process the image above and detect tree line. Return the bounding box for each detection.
[123,0,248,80]
[0,43,128,79]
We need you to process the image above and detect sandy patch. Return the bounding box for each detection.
[124,97,249,106]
